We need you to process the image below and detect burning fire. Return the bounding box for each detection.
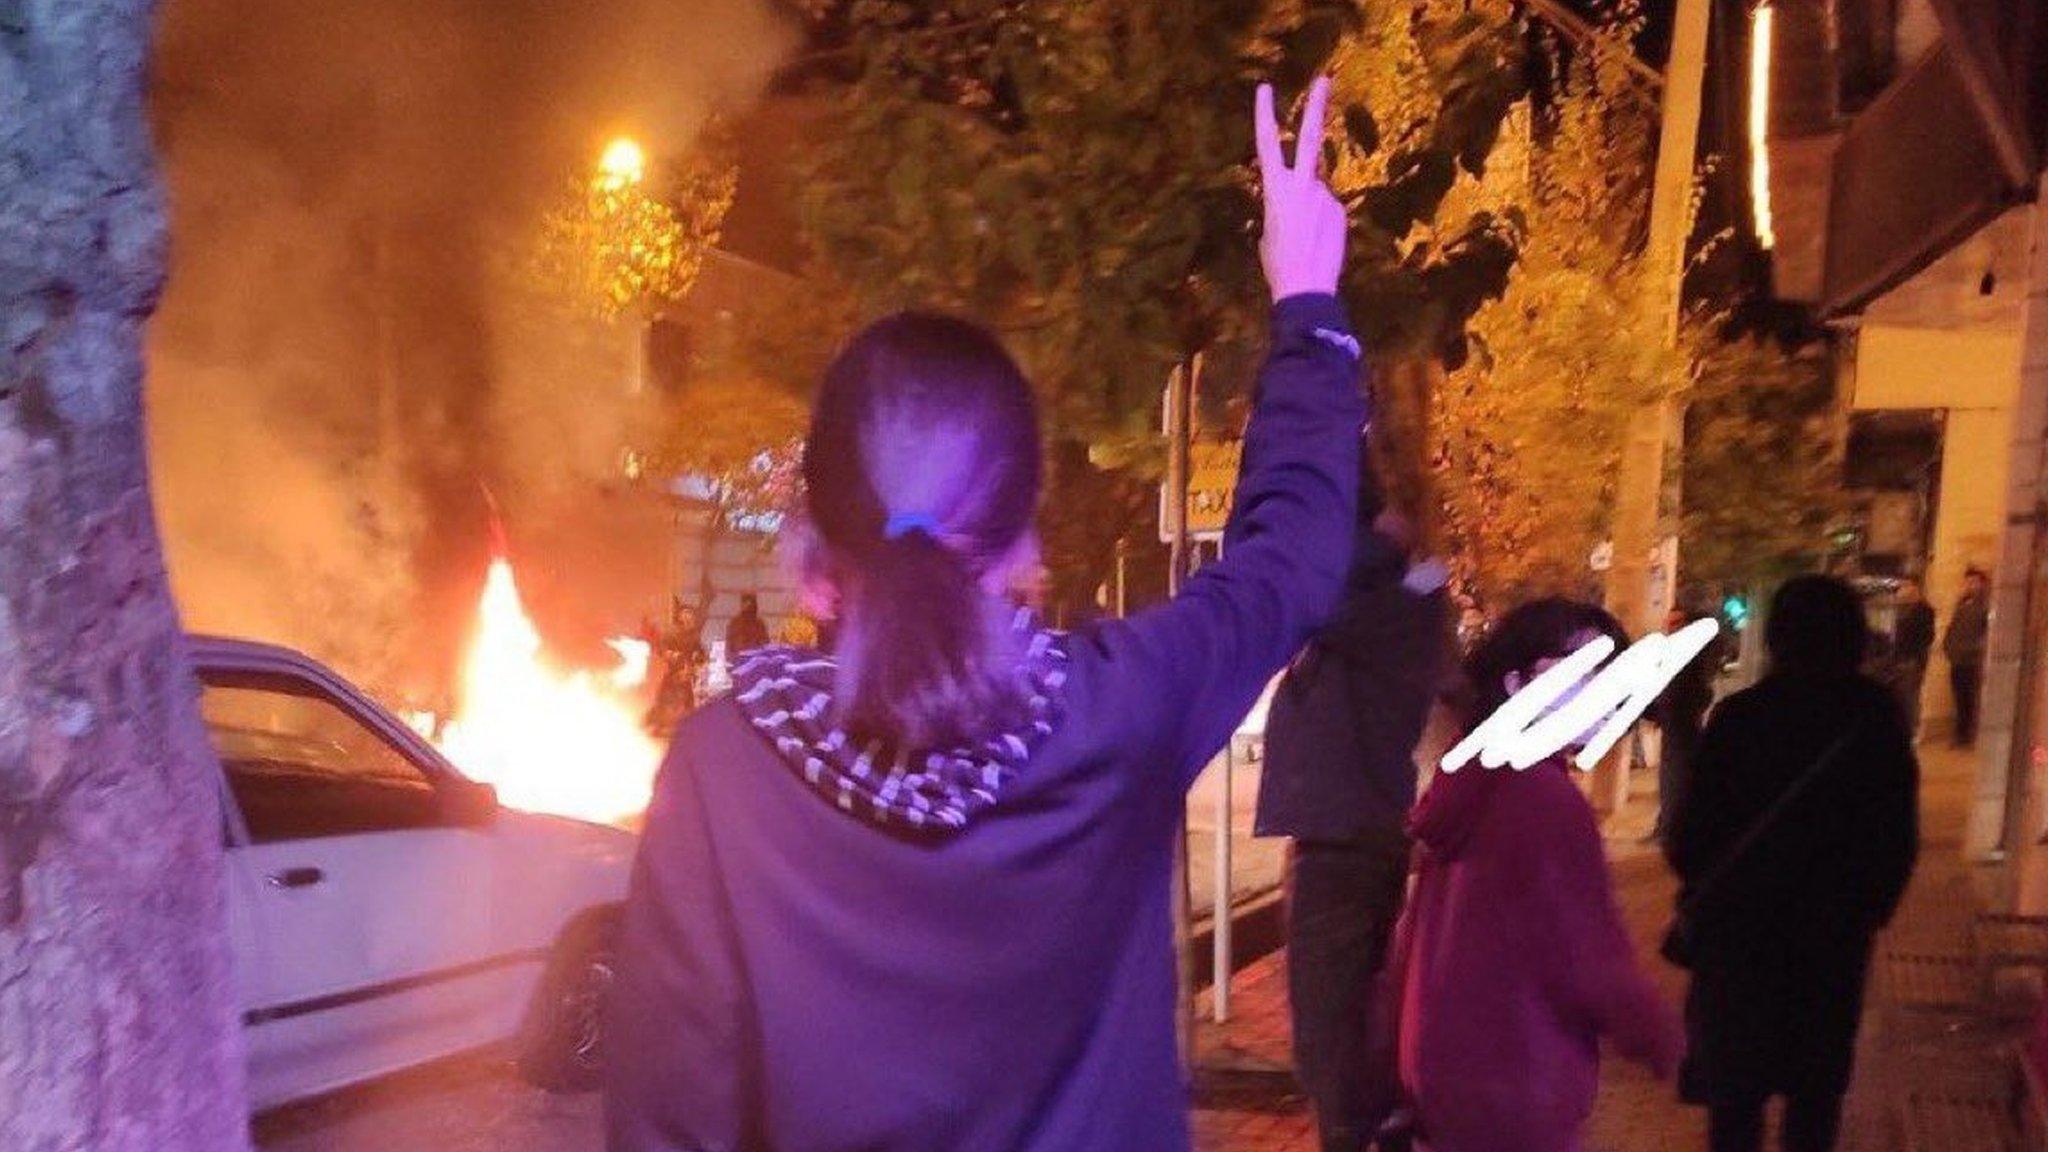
[432,559,661,825]
[606,636,651,691]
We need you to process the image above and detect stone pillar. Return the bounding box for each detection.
[1970,188,2048,881]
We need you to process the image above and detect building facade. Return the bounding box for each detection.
[1762,0,2048,893]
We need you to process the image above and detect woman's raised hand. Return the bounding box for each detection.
[1255,76,1347,303]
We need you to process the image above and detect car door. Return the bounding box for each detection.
[198,669,506,1109]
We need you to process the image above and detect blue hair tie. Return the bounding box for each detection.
[884,511,941,541]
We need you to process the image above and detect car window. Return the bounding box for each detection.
[201,679,441,844]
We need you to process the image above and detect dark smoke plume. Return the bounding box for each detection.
[148,0,792,698]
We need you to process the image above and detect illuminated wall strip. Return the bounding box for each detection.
[1749,3,1776,250]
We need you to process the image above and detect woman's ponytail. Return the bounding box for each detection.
[799,313,1043,750]
[834,526,1020,749]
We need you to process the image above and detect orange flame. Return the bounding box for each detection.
[606,637,652,692]
[434,559,660,825]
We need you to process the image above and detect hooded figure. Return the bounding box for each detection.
[606,78,1367,1150]
[1397,599,1680,1152]
[1668,575,1917,1152]
[726,592,772,659]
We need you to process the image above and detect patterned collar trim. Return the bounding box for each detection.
[729,621,1069,838]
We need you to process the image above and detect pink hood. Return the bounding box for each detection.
[1398,760,1677,1152]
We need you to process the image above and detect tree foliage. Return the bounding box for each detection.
[647,372,809,518]
[1426,8,1687,612]
[632,272,818,519]
[770,0,1529,610]
[1680,333,1843,592]
[1419,2,1844,613]
[531,151,737,321]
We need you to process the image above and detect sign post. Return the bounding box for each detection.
[1161,439,1241,545]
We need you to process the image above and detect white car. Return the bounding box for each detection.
[188,636,636,1111]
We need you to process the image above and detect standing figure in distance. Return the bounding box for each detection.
[1648,605,1725,846]
[1941,567,1989,747]
[725,592,771,659]
[645,600,705,736]
[1891,578,1935,741]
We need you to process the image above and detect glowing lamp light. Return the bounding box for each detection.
[1722,594,1751,628]
[1748,3,1776,250]
[597,136,647,190]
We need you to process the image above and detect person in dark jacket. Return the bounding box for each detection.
[1893,578,1935,738]
[1255,460,1450,1152]
[643,601,705,735]
[725,592,771,658]
[1943,567,1990,746]
[605,79,1362,1152]
[1668,575,1919,1152]
[1648,606,1725,845]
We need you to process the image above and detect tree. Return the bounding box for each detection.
[0,2,250,1148]
[529,141,738,323]
[1416,3,1842,616]
[767,0,1528,612]
[1426,8,1686,613]
[1680,333,1843,593]
[647,373,809,519]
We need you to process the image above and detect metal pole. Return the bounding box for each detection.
[1212,739,1234,1022]
[1167,362,1191,598]
[1601,0,1709,829]
[630,315,651,396]
[1605,0,1710,640]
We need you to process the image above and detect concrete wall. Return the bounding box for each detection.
[671,511,801,679]
[1850,323,2022,730]
[1986,194,2048,890]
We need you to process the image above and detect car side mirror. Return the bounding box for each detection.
[442,778,498,826]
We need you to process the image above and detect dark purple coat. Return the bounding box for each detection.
[605,295,1365,1152]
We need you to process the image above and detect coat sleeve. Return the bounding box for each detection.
[1541,788,1679,1071]
[1099,293,1366,788]
[1664,699,1741,883]
[606,751,759,1152]
[1899,606,1935,661]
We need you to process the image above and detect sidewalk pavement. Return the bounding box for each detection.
[1190,745,1986,1151]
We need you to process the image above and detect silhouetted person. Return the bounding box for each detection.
[1669,575,1919,1152]
[1892,579,1935,738]
[1256,460,1450,1152]
[1943,567,1989,746]
[725,592,771,659]
[645,602,705,736]
[1649,606,1723,845]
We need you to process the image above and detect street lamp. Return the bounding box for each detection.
[592,135,654,397]
[1748,3,1776,250]
[597,136,647,191]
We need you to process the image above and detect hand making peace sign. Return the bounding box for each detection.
[1255,76,1348,303]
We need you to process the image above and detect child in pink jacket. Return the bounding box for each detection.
[1397,598,1682,1152]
